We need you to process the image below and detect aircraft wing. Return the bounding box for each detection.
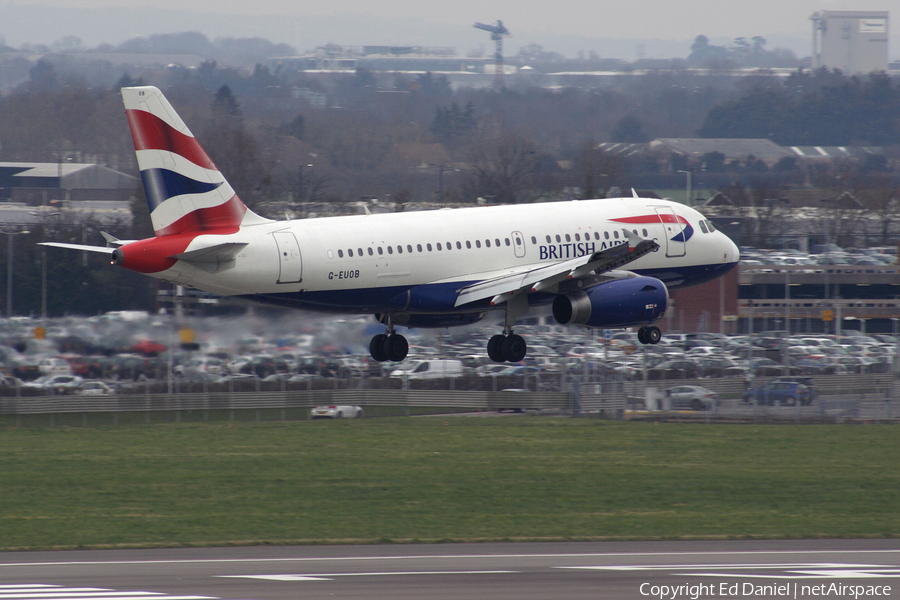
[454,229,659,307]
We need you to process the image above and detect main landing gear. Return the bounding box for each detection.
[487,330,527,363]
[637,325,661,345]
[369,316,409,362]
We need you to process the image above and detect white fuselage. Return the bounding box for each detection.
[153,197,738,314]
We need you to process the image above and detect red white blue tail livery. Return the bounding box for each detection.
[42,86,740,363]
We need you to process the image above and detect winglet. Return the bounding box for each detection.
[622,228,643,251]
[631,188,639,198]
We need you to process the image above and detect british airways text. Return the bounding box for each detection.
[539,241,624,260]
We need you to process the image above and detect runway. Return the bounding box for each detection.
[1,540,899,600]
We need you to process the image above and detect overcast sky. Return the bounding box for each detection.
[1,0,896,59]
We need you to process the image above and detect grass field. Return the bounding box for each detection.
[1,417,898,550]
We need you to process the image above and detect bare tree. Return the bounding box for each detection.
[463,119,540,204]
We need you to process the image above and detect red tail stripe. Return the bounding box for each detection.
[126,109,217,171]
[153,195,246,237]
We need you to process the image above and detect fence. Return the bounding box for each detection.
[1,374,898,423]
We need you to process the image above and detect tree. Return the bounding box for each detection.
[610,115,649,143]
[463,121,541,204]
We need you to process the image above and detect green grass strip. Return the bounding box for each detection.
[1,418,898,550]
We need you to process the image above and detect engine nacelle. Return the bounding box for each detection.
[552,276,668,328]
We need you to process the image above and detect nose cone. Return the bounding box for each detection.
[727,235,740,264]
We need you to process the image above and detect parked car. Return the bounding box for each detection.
[310,405,363,419]
[76,381,115,396]
[743,380,813,406]
[22,374,84,395]
[664,385,719,411]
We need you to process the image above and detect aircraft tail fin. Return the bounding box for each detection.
[121,86,269,237]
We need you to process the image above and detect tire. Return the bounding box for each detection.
[647,326,661,344]
[784,396,795,407]
[690,399,703,411]
[487,335,505,362]
[369,334,388,362]
[383,334,409,362]
[637,327,648,345]
[501,334,527,363]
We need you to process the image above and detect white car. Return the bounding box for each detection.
[310,405,364,419]
[76,381,115,396]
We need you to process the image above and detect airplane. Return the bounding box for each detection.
[42,86,740,363]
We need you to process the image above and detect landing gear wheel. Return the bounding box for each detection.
[637,327,649,345]
[647,326,661,344]
[383,334,409,362]
[487,335,505,363]
[501,334,527,363]
[369,334,388,362]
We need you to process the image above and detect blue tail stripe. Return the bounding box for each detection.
[140,168,223,210]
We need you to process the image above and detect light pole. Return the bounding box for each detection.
[677,170,692,206]
[2,229,30,318]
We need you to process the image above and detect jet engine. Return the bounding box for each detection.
[552,276,668,328]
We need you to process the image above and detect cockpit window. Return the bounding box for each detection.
[707,220,717,232]
[699,220,709,234]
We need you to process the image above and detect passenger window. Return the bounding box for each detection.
[506,238,511,246]
[328,250,334,259]
[613,231,619,239]
[495,238,500,247]
[466,241,472,249]
[387,246,393,255]
[427,243,433,251]
[575,233,580,241]
[338,249,344,258]
[604,231,610,240]
[437,243,442,251]
[555,234,561,243]
[368,248,373,256]
[378,247,383,255]
[447,242,451,249]
[476,240,481,248]
[565,234,571,242]
[531,236,537,244]
[417,244,423,252]
[407,245,413,253]
[358,248,363,256]
[456,241,462,249]
[546,235,551,243]
[348,249,353,257]
[397,245,403,254]
[642,229,648,237]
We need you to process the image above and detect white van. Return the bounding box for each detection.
[389,359,464,380]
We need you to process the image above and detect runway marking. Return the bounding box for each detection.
[559,563,900,580]
[2,549,899,568]
[0,585,214,600]
[219,570,517,582]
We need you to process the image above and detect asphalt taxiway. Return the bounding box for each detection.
[1,540,899,600]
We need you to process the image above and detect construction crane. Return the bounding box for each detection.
[473,20,510,89]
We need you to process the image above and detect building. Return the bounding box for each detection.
[811,10,890,74]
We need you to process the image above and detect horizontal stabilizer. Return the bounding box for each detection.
[39,242,115,256]
[100,231,135,246]
[170,242,247,263]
